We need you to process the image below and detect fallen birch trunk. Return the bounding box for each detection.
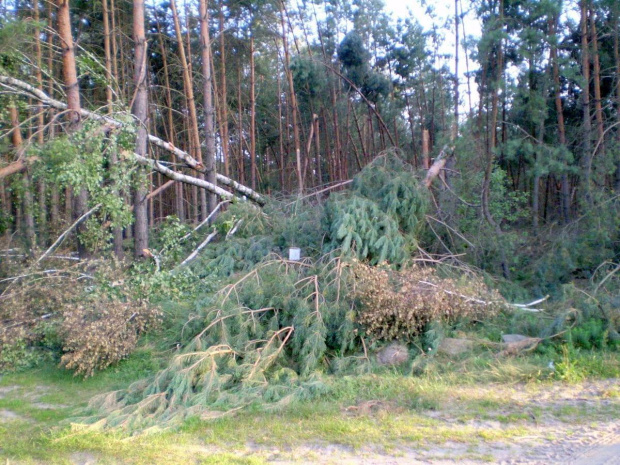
[0,75,265,205]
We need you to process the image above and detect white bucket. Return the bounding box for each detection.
[288,247,301,261]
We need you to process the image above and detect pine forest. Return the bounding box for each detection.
[0,0,619,462]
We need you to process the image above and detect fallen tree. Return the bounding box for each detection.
[0,74,265,206]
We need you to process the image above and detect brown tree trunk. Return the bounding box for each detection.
[56,0,88,257]
[34,0,47,244]
[110,0,119,85]
[615,2,620,191]
[170,0,205,220]
[155,14,184,222]
[279,2,303,193]
[199,0,218,214]
[550,16,570,223]
[219,2,230,178]
[132,0,149,258]
[481,0,509,280]
[277,67,285,190]
[453,0,459,140]
[581,0,592,203]
[48,0,59,233]
[422,129,430,170]
[103,0,123,258]
[249,36,257,191]
[102,0,114,108]
[237,66,245,185]
[589,6,605,161]
[10,104,36,255]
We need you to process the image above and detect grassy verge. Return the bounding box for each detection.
[0,348,618,464]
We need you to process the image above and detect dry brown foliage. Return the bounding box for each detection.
[60,298,161,377]
[354,262,502,341]
[0,271,76,370]
[1,261,160,376]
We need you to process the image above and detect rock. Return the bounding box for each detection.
[500,337,541,356]
[437,338,474,356]
[501,334,530,343]
[376,343,409,366]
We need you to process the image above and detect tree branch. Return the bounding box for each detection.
[0,74,265,205]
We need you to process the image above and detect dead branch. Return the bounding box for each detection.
[180,200,229,242]
[0,159,26,179]
[36,204,102,265]
[424,144,453,188]
[225,219,243,240]
[176,230,218,268]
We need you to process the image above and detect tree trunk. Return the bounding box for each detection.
[48,0,59,233]
[170,0,205,220]
[155,14,184,222]
[132,0,149,258]
[580,0,592,203]
[219,2,230,178]
[103,0,123,258]
[199,0,218,214]
[250,36,257,191]
[277,67,285,190]
[615,2,620,191]
[481,0,510,280]
[550,15,570,223]
[589,6,605,162]
[453,0,459,140]
[279,1,303,193]
[56,0,88,257]
[10,104,36,255]
[34,0,47,244]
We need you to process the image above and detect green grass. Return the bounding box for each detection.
[0,348,618,464]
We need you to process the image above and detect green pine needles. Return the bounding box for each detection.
[324,153,428,265]
[87,256,355,430]
[83,153,436,430]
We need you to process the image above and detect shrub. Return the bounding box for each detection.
[354,262,502,341]
[60,298,161,377]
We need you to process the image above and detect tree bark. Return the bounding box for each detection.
[199,0,218,214]
[155,13,185,221]
[615,1,620,191]
[279,1,303,193]
[250,36,257,191]
[219,2,230,178]
[55,0,88,257]
[170,0,206,221]
[47,0,59,233]
[103,0,123,258]
[132,0,149,258]
[10,104,36,255]
[34,0,47,244]
[580,0,592,203]
[589,6,605,162]
[550,15,570,224]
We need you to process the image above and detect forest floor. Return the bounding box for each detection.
[1,350,619,464]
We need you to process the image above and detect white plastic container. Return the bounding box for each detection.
[288,247,301,261]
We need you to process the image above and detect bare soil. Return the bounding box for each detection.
[268,379,620,464]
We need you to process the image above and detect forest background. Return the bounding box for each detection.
[0,0,619,448]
